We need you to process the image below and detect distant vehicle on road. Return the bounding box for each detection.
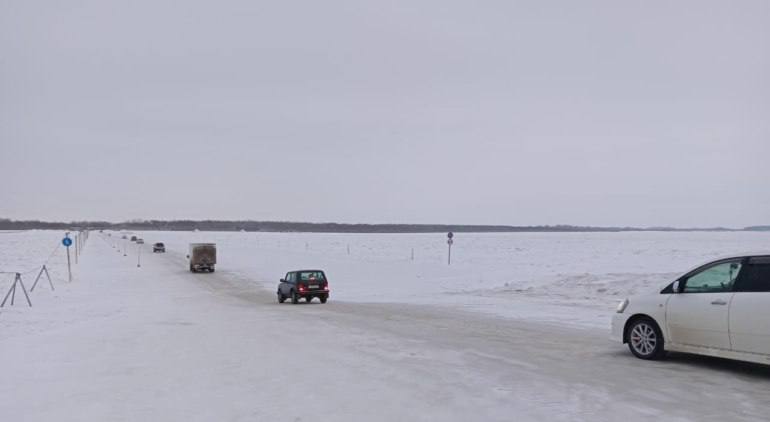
[130,236,138,242]
[613,254,770,364]
[121,235,127,239]
[136,238,145,244]
[153,242,165,253]
[187,243,216,273]
[278,270,329,304]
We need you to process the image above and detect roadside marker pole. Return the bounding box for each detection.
[75,235,79,264]
[137,244,142,268]
[447,232,454,265]
[1,273,32,307]
[30,265,54,292]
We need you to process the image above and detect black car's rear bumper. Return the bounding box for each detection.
[297,291,329,298]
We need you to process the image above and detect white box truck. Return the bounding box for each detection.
[187,243,216,273]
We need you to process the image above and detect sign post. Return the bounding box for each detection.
[137,243,142,268]
[447,232,454,265]
[62,234,73,282]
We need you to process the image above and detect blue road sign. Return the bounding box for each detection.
[62,237,72,247]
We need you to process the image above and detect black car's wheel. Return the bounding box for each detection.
[277,291,285,303]
[291,291,299,304]
[320,296,327,304]
[627,317,666,360]
[209,268,215,273]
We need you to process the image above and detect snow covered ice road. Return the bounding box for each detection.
[2,239,770,421]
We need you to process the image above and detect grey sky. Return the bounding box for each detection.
[1,0,768,227]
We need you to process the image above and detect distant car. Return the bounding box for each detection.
[130,236,138,242]
[121,235,127,239]
[612,254,770,364]
[153,242,165,253]
[277,270,330,304]
[136,238,145,244]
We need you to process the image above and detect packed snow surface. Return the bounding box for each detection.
[135,230,768,328]
[2,230,770,421]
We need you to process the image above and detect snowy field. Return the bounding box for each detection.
[111,230,770,328]
[0,230,75,285]
[3,230,770,421]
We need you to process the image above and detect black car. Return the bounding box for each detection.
[278,270,329,304]
[153,242,165,253]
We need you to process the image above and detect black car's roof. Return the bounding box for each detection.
[290,269,325,273]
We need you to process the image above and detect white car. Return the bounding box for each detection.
[612,254,770,364]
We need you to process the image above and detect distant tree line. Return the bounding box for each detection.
[744,226,770,231]
[0,218,761,233]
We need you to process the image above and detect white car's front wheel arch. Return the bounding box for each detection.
[624,315,667,360]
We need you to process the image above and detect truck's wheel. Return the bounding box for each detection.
[291,291,299,304]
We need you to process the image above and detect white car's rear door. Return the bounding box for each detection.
[729,257,770,355]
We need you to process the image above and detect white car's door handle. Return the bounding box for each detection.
[711,299,728,305]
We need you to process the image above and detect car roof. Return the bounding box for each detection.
[705,252,770,262]
[678,253,770,278]
[290,269,325,273]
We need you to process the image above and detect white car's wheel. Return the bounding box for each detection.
[627,318,665,360]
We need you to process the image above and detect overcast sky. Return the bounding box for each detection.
[1,0,768,227]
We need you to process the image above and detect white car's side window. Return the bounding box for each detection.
[683,261,742,293]
[734,258,770,292]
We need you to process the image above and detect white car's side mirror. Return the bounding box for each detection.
[672,280,680,293]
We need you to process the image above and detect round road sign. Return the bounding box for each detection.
[447,232,454,239]
[62,237,72,247]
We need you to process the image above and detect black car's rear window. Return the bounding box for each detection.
[298,271,325,282]
[155,243,164,247]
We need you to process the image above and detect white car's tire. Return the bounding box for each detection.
[627,317,666,360]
